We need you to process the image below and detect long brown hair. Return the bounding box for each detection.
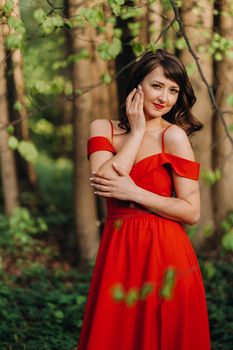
[119,49,203,135]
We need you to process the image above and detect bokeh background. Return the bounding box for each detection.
[0,0,232,349]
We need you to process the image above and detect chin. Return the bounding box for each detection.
[145,111,163,119]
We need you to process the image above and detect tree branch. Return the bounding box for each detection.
[169,0,233,148]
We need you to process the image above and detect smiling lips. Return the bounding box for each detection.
[153,103,166,110]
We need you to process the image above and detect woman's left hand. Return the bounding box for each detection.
[90,163,138,201]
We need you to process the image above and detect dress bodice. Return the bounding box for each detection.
[87,124,200,216]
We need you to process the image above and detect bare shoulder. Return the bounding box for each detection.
[111,120,127,135]
[89,119,111,138]
[164,124,195,161]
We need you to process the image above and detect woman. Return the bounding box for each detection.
[77,50,211,350]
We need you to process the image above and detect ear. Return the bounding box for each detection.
[112,163,127,176]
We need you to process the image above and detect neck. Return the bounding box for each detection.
[145,117,163,131]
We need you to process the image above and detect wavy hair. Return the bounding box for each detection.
[119,49,203,135]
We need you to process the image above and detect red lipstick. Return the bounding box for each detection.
[153,103,165,110]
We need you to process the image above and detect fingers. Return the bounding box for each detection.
[112,163,126,176]
[126,88,137,111]
[91,170,112,180]
[89,176,111,186]
[91,183,110,192]
[93,191,111,198]
[138,86,144,111]
[126,85,143,114]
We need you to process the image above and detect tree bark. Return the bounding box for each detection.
[213,0,233,234]
[0,15,20,214]
[147,0,163,44]
[10,0,37,186]
[180,0,214,249]
[67,0,100,263]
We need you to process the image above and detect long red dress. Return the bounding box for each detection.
[77,125,211,350]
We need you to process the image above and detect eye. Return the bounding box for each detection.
[152,84,161,89]
[170,88,179,94]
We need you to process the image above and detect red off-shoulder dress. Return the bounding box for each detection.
[77,124,211,350]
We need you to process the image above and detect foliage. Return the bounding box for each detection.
[0,249,232,349]
[0,207,47,254]
[0,265,91,350]
[200,255,233,350]
[34,154,74,224]
[221,212,233,252]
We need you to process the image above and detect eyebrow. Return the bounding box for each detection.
[151,80,180,89]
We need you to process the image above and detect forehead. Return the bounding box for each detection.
[144,66,179,88]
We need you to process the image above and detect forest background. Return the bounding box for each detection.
[0,0,232,349]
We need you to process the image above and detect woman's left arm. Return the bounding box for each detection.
[91,126,200,226]
[133,126,200,225]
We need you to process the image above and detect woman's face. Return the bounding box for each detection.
[141,65,180,119]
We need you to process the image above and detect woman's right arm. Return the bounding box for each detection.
[89,86,145,176]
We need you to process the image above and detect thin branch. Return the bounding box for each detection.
[169,0,233,148]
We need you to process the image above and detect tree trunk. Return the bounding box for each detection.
[67,0,100,263]
[213,0,233,234]
[180,0,214,249]
[10,0,37,186]
[0,19,20,214]
[146,1,163,44]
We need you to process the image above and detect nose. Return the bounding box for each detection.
[158,89,168,103]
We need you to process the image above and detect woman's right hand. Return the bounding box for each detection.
[126,85,146,134]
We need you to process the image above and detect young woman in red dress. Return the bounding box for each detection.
[77,50,211,350]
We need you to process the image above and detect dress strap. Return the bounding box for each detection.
[161,125,173,153]
[109,120,114,142]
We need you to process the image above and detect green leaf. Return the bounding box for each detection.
[175,37,187,50]
[81,7,104,27]
[33,9,47,24]
[172,20,180,32]
[67,49,89,64]
[128,22,140,37]
[2,0,13,17]
[140,282,155,300]
[13,101,22,112]
[121,7,142,20]
[203,223,214,238]
[42,15,64,34]
[125,288,139,307]
[108,0,125,15]
[8,136,19,150]
[113,28,122,39]
[18,141,39,163]
[7,16,25,34]
[76,295,87,305]
[160,267,176,300]
[6,33,23,50]
[214,52,223,61]
[201,169,221,186]
[132,42,144,57]
[222,230,233,251]
[101,73,112,85]
[64,82,73,96]
[54,310,64,319]
[221,220,231,233]
[185,62,197,77]
[226,50,233,59]
[114,219,123,229]
[111,284,125,302]
[226,93,233,107]
[51,77,65,94]
[7,125,14,135]
[97,38,122,61]
[203,262,216,279]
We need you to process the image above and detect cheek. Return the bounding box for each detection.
[143,87,159,100]
[169,94,179,106]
